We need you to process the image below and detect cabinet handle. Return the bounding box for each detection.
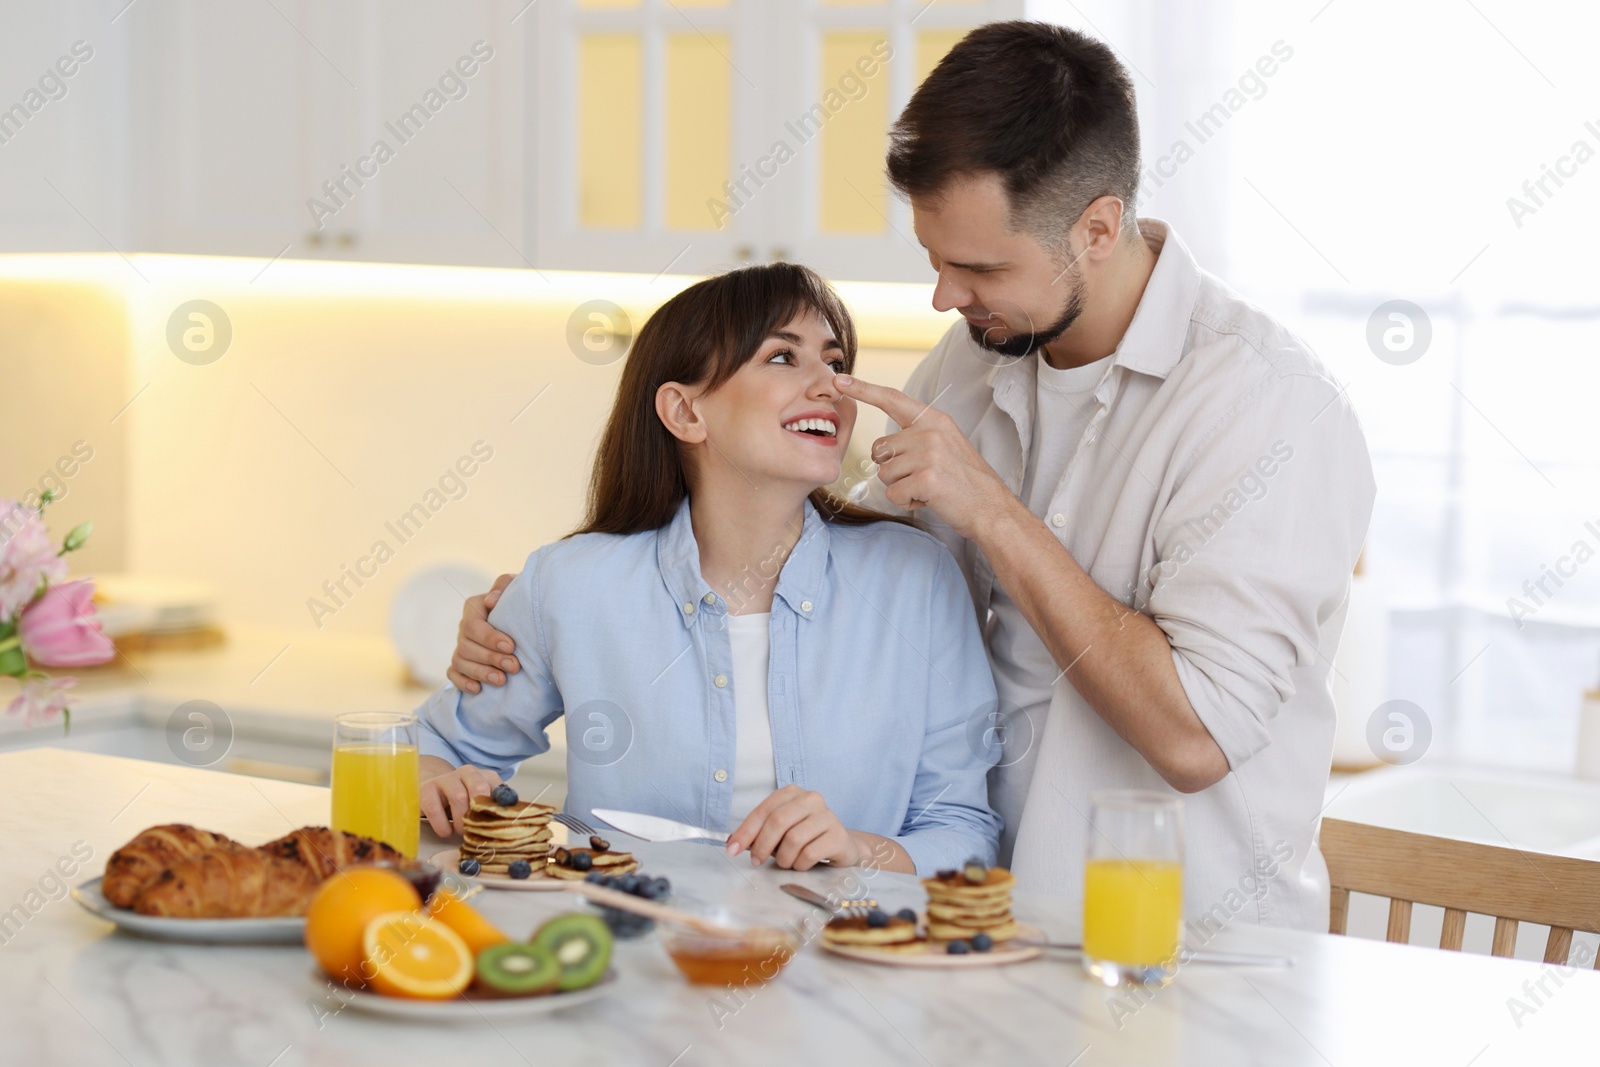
[734,244,754,261]
[769,247,790,262]
[305,231,325,248]
[336,232,356,248]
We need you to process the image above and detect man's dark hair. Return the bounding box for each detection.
[886,21,1141,254]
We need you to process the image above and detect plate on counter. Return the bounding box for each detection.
[324,968,619,1022]
[820,922,1045,969]
[427,848,569,893]
[71,877,305,944]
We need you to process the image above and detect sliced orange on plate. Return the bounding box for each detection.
[425,887,508,956]
[362,910,474,1000]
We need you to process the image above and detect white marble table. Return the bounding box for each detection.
[1,748,1591,1066]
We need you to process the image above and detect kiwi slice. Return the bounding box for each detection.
[529,913,613,991]
[474,943,561,997]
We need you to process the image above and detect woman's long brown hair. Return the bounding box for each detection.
[570,262,909,537]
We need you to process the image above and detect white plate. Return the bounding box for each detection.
[428,848,570,892]
[388,563,494,688]
[326,968,619,1022]
[71,877,305,944]
[820,922,1045,969]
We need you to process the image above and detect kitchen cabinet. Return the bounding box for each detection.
[531,0,1022,283]
[130,0,529,267]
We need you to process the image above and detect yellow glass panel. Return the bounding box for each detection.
[665,32,730,231]
[915,29,967,88]
[578,33,642,229]
[817,31,891,234]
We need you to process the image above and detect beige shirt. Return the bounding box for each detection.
[867,219,1375,931]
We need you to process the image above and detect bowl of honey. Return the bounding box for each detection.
[661,920,800,986]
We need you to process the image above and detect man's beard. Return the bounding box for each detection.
[966,268,1086,359]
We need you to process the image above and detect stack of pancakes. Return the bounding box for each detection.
[545,843,639,881]
[922,867,1019,942]
[460,795,556,875]
[820,913,923,953]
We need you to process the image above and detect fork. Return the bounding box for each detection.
[552,811,600,838]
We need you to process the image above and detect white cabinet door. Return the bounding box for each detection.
[331,1,529,268]
[530,0,1020,283]
[0,4,128,255]
[133,0,355,260]
[531,0,771,278]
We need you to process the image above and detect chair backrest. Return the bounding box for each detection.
[1320,817,1600,966]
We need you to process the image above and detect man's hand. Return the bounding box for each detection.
[834,374,1011,540]
[446,572,520,693]
[725,785,867,871]
[420,758,503,836]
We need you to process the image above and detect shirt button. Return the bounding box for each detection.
[714,674,728,688]
[713,769,728,783]
[682,601,695,615]
[800,600,813,613]
[702,592,716,605]
[1051,513,1066,527]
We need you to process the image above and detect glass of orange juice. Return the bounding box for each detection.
[331,711,420,858]
[1082,790,1184,988]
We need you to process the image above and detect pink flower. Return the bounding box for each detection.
[18,579,114,667]
[0,499,68,620]
[5,675,76,728]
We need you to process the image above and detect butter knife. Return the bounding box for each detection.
[590,807,729,845]
[780,883,848,914]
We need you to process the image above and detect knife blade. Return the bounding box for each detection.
[1015,940,1294,968]
[590,807,728,845]
[780,883,841,913]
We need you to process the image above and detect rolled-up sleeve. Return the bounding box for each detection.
[1149,372,1376,770]
[892,544,1005,874]
[414,548,566,780]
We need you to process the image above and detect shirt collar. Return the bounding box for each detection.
[657,495,830,626]
[989,216,1200,406]
[982,218,1200,458]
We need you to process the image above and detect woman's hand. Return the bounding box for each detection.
[420,759,503,836]
[445,572,520,694]
[725,785,869,871]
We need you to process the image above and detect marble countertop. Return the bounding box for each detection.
[1,748,1590,1067]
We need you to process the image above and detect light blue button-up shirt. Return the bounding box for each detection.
[415,497,1003,874]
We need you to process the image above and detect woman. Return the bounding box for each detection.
[416,263,999,874]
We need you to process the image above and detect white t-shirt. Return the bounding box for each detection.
[726,612,778,823]
[987,353,1115,727]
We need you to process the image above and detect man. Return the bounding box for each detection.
[449,22,1373,931]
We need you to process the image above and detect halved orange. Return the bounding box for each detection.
[362,910,474,1000]
[425,888,508,956]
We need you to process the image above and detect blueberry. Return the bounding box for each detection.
[571,851,593,872]
[896,908,918,924]
[865,908,890,928]
[649,878,671,900]
[457,857,480,876]
[584,870,604,884]
[970,933,994,952]
[936,869,956,880]
[490,783,518,806]
[618,874,640,894]
[946,940,971,955]
[654,876,671,895]
[507,859,532,879]
[962,859,987,885]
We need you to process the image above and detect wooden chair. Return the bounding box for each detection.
[1320,817,1600,966]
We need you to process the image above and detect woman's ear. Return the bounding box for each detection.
[655,382,707,445]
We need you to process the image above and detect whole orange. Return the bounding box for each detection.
[304,866,422,985]
[425,887,508,955]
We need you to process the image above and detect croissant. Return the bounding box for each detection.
[125,825,416,918]
[102,824,245,908]
[256,826,408,880]
[132,848,322,918]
